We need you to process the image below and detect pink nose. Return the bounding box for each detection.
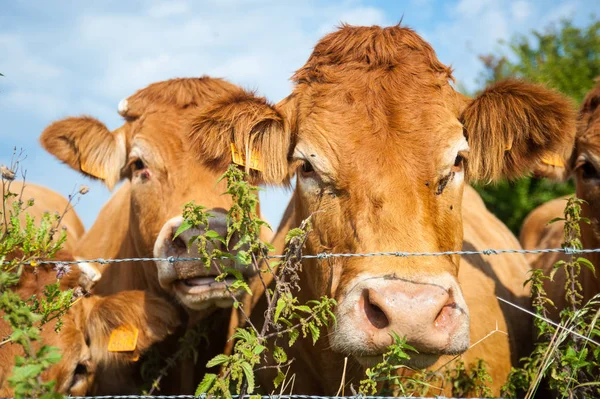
[353,278,469,355]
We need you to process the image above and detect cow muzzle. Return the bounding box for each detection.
[330,273,469,368]
[153,212,254,311]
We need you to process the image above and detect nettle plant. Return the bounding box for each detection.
[502,196,600,399]
[0,151,84,399]
[180,165,496,397]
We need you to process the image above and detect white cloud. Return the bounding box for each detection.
[511,1,533,22]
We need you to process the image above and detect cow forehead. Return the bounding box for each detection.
[292,82,466,177]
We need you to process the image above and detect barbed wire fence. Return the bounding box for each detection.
[4,245,600,398]
[6,245,600,266]
[6,245,600,347]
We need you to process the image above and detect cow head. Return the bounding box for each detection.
[566,79,600,242]
[40,78,255,312]
[187,26,576,367]
[1,252,179,396]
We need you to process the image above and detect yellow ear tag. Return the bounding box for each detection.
[108,325,139,352]
[230,143,263,171]
[541,153,565,168]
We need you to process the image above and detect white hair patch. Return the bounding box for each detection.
[118,98,129,116]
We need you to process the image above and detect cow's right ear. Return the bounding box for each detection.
[40,116,126,190]
[187,89,291,184]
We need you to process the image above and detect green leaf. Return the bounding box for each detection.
[273,345,288,364]
[253,344,266,355]
[206,354,230,368]
[308,323,320,344]
[273,370,286,388]
[274,298,286,324]
[294,305,312,313]
[173,220,193,239]
[288,328,300,347]
[240,361,255,393]
[577,257,596,275]
[195,373,217,395]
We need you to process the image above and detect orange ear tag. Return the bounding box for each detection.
[108,325,139,352]
[230,143,263,171]
[541,153,565,168]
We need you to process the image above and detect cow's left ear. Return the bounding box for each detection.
[460,79,576,182]
[83,291,180,366]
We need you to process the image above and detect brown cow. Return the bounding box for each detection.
[0,250,179,396]
[520,80,600,318]
[186,25,576,395]
[39,77,268,392]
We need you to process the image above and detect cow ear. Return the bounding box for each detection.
[461,79,576,183]
[83,291,180,365]
[40,116,127,190]
[187,88,291,184]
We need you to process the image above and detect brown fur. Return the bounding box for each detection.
[462,79,576,182]
[0,250,179,396]
[187,25,575,396]
[520,79,600,320]
[188,88,290,184]
[40,117,126,190]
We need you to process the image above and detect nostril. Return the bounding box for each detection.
[172,235,188,251]
[362,290,390,329]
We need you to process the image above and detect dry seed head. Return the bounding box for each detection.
[0,165,15,181]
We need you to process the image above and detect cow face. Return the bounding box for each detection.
[40,78,254,312]
[187,26,575,367]
[570,81,600,242]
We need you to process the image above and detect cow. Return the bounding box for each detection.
[4,181,85,252]
[185,25,576,395]
[520,79,600,319]
[0,250,180,396]
[39,77,269,392]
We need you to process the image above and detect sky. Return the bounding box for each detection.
[1,0,598,230]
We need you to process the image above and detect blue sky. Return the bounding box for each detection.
[1,0,598,229]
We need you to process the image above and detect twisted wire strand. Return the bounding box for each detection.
[3,246,597,266]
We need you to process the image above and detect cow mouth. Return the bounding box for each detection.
[175,276,237,294]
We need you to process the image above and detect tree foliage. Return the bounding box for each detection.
[473,18,600,235]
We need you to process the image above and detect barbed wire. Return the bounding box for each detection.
[3,246,597,266]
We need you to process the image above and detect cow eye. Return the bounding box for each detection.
[132,159,145,171]
[581,161,598,180]
[451,154,465,173]
[300,160,315,177]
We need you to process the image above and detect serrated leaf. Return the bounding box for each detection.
[230,280,252,295]
[288,328,300,347]
[273,370,286,388]
[240,361,255,393]
[195,373,217,395]
[206,354,229,368]
[173,220,193,239]
[273,345,288,364]
[236,250,252,265]
[308,323,320,344]
[274,298,286,324]
[253,344,266,355]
